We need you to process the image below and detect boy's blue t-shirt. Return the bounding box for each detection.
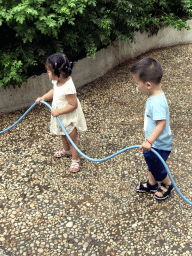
[144,92,172,151]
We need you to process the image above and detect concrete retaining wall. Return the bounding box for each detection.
[1,20,192,113]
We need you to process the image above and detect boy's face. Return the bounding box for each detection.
[132,73,151,94]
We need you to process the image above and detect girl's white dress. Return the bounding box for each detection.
[50,77,87,135]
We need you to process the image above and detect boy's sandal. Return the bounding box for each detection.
[70,159,80,173]
[154,183,174,200]
[54,149,72,158]
[135,180,158,193]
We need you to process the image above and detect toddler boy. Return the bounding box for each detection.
[131,57,174,200]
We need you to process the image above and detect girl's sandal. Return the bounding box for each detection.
[135,180,158,193]
[70,159,80,173]
[154,183,174,200]
[54,149,72,158]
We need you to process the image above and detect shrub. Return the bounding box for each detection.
[0,0,191,88]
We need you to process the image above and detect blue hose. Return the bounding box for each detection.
[1,100,191,206]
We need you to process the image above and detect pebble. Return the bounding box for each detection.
[0,237,5,242]
[66,222,73,228]
[83,242,89,248]
[37,248,44,253]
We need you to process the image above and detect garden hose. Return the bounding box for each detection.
[0,100,191,206]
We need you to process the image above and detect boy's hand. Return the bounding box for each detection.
[51,109,60,117]
[140,140,152,151]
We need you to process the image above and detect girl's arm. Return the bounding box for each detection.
[36,89,53,104]
[140,120,166,151]
[42,89,54,101]
[51,94,78,117]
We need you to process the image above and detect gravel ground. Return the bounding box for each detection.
[0,44,192,256]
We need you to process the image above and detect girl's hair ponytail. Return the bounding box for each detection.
[64,61,74,77]
[45,53,74,78]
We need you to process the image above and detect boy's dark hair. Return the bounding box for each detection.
[130,57,163,84]
[45,53,74,78]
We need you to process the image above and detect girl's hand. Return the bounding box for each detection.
[51,109,60,117]
[35,97,44,105]
[139,140,152,151]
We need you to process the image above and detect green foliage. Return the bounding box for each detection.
[0,0,192,88]
[0,53,26,88]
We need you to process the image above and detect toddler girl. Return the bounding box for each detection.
[36,53,87,172]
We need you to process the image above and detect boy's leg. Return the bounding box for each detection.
[161,175,172,185]
[135,149,170,193]
[148,171,157,185]
[135,171,156,189]
[154,175,172,198]
[135,171,158,192]
[143,149,171,181]
[145,148,173,199]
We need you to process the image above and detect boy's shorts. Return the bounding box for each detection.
[143,148,171,181]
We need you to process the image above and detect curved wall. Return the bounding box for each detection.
[0,20,192,113]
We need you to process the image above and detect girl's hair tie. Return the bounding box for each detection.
[55,63,57,67]
[66,66,68,68]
